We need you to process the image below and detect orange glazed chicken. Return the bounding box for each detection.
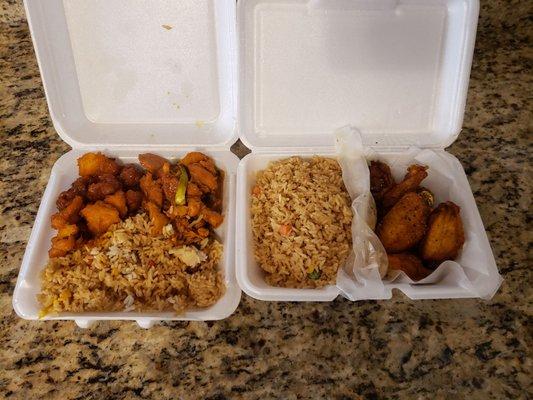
[48,152,224,258]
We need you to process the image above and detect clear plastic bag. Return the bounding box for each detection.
[334,126,389,301]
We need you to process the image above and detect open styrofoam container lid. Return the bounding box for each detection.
[238,0,479,151]
[25,0,237,149]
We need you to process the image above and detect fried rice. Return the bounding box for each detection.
[39,213,224,315]
[251,156,353,288]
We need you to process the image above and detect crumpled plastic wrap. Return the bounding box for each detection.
[334,127,502,301]
[334,126,389,300]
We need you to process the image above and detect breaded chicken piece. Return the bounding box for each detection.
[49,224,79,258]
[181,152,218,193]
[51,195,84,229]
[145,201,170,235]
[125,190,143,214]
[369,161,395,202]
[56,176,93,210]
[80,201,120,236]
[377,192,430,252]
[78,152,120,177]
[420,202,465,262]
[187,182,203,197]
[104,190,128,218]
[49,235,76,258]
[56,224,79,239]
[201,208,224,228]
[138,153,167,174]
[387,253,432,281]
[161,171,179,202]
[181,152,210,167]
[382,164,428,209]
[119,164,143,187]
[139,173,163,208]
[188,164,218,193]
[87,174,122,201]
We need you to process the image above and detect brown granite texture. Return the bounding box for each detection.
[0,0,531,399]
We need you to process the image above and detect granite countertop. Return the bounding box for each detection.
[0,1,530,399]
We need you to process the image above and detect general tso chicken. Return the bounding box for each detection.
[370,160,465,281]
[48,152,224,258]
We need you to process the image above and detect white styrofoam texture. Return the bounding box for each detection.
[238,0,479,150]
[236,150,499,301]
[24,0,237,148]
[13,150,241,328]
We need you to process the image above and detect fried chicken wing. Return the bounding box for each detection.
[139,173,163,208]
[420,202,465,262]
[387,253,432,281]
[78,152,120,177]
[104,190,128,218]
[138,153,167,174]
[80,201,120,236]
[370,161,395,202]
[377,192,430,252]
[382,164,428,209]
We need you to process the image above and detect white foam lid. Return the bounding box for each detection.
[25,0,237,149]
[238,0,479,150]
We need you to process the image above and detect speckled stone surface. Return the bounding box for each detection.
[0,1,531,399]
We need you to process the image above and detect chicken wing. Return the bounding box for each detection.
[377,191,430,252]
[382,164,428,209]
[369,160,395,202]
[387,253,432,281]
[420,201,465,262]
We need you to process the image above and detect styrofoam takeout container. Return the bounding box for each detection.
[13,0,241,328]
[235,0,501,301]
[14,0,502,328]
